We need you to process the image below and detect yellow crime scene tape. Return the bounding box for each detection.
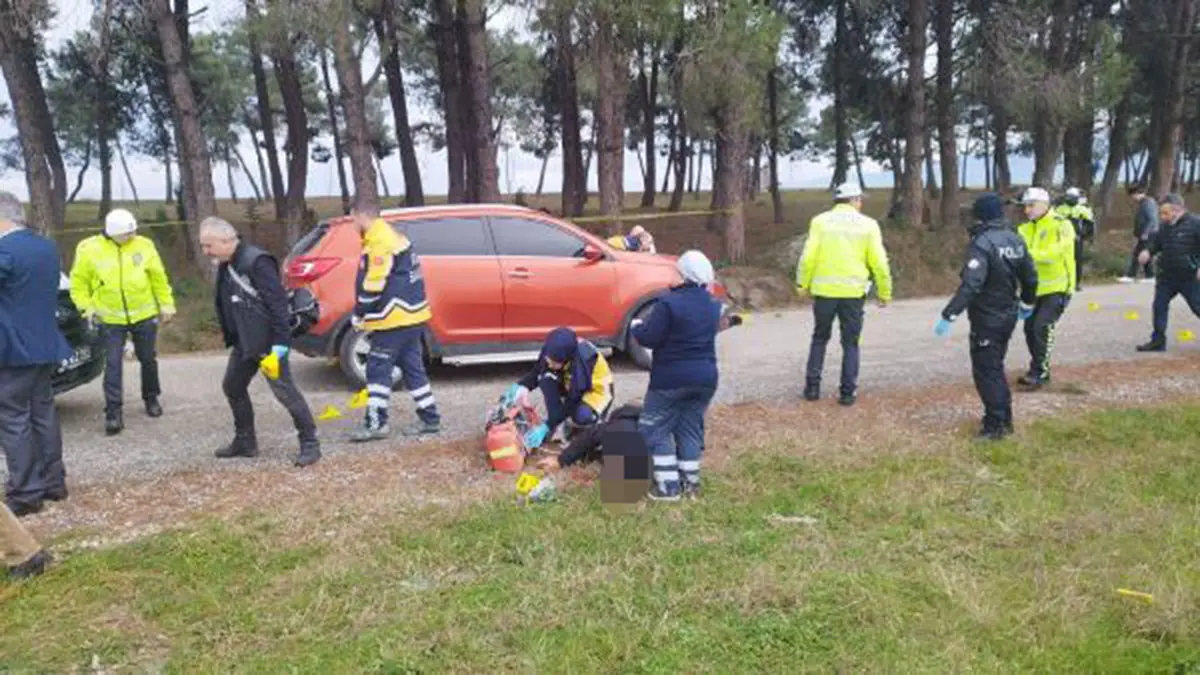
[55,220,193,236]
[568,208,735,224]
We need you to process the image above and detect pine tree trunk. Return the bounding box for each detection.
[935,0,958,229]
[433,0,466,202]
[832,0,850,185]
[374,7,424,206]
[902,0,927,228]
[639,50,658,208]
[319,48,351,213]
[1151,0,1198,197]
[593,16,627,231]
[767,66,783,225]
[458,0,499,202]
[245,0,285,217]
[711,107,749,263]
[553,8,585,217]
[116,136,139,204]
[331,13,379,213]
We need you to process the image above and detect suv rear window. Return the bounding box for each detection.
[289,222,330,258]
[397,217,494,256]
[488,216,587,258]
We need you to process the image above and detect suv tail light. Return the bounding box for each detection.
[287,257,340,284]
[711,280,729,299]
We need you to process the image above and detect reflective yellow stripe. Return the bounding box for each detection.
[490,446,519,459]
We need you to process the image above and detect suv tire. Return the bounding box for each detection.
[337,326,402,390]
[625,305,654,371]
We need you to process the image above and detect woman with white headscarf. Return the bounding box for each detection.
[630,250,724,501]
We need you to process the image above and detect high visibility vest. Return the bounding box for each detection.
[70,234,175,326]
[795,204,893,300]
[1019,212,1076,296]
[355,218,433,331]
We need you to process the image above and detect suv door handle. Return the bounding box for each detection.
[509,268,532,279]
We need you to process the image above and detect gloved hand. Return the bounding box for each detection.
[524,423,550,449]
[1018,304,1034,321]
[271,344,290,360]
[934,318,952,337]
[503,383,529,406]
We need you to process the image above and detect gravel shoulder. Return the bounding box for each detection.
[15,280,1200,543]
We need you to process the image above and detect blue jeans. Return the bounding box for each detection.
[364,326,439,428]
[1152,277,1200,343]
[639,385,716,491]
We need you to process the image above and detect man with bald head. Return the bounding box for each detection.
[199,217,321,467]
[0,192,71,516]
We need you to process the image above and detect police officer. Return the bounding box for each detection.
[935,194,1038,440]
[1135,194,1200,352]
[349,206,442,442]
[1016,187,1075,388]
[795,182,893,406]
[70,209,176,435]
[1054,187,1095,291]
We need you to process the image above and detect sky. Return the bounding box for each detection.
[0,0,1051,205]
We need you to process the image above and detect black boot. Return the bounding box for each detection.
[105,411,123,436]
[838,390,857,407]
[215,435,258,459]
[7,549,52,580]
[1137,340,1166,353]
[294,439,321,468]
[803,382,820,402]
[144,397,163,418]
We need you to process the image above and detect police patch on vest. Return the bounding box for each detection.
[132,253,144,265]
[373,256,385,267]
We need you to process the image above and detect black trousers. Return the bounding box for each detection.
[805,297,865,395]
[0,365,65,508]
[970,321,1016,432]
[1074,238,1085,289]
[1126,239,1155,279]
[102,319,161,415]
[1151,277,1200,344]
[1024,293,1069,379]
[222,348,317,447]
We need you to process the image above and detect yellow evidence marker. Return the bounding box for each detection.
[348,389,369,409]
[515,472,541,496]
[1124,311,1140,321]
[1116,588,1154,604]
[317,404,344,421]
[1087,302,1101,312]
[1178,329,1196,342]
[259,352,281,380]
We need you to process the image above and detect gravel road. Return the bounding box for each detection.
[32,281,1200,487]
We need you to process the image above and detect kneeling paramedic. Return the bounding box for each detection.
[199,217,321,468]
[1017,187,1076,388]
[70,208,176,435]
[504,327,614,450]
[935,194,1038,440]
[350,207,441,441]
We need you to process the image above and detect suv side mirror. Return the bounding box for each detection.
[582,243,605,262]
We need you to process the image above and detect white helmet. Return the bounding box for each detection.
[677,250,715,286]
[1021,187,1051,205]
[104,209,138,237]
[1065,187,1082,199]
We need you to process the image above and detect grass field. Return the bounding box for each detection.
[55,188,1145,354]
[3,399,1197,672]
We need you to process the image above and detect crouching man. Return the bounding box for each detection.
[199,217,321,467]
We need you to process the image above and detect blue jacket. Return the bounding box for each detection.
[632,283,722,390]
[0,228,72,367]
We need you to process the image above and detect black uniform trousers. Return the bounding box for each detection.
[805,297,865,395]
[970,319,1017,433]
[1024,293,1069,379]
[102,319,161,415]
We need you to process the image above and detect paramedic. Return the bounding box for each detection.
[795,181,893,406]
[633,250,723,501]
[606,225,655,253]
[348,207,442,441]
[1016,187,1075,388]
[505,327,614,450]
[1054,187,1095,291]
[1135,194,1200,352]
[70,208,176,435]
[200,217,321,468]
[935,193,1038,440]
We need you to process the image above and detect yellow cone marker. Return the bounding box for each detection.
[1178,329,1196,342]
[1087,302,1100,312]
[348,389,368,409]
[1124,311,1140,321]
[515,472,541,496]
[1116,588,1154,604]
[317,404,343,421]
[259,352,281,380]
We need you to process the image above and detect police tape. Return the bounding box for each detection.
[569,208,735,224]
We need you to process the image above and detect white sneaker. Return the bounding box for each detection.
[1118,276,1134,283]
[1139,278,1156,284]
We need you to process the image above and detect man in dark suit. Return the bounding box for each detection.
[0,192,72,516]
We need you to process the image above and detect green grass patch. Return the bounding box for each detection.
[3,405,1199,671]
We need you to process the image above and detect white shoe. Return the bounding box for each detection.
[1118,276,1134,283]
[1139,278,1156,284]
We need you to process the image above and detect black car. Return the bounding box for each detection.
[52,273,104,396]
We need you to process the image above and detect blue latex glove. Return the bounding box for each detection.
[271,344,290,359]
[934,318,952,337]
[1018,304,1034,321]
[504,383,522,405]
[524,423,550,449]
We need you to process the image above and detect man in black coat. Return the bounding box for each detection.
[1136,194,1200,352]
[935,193,1039,440]
[199,217,320,467]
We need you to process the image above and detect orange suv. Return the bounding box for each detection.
[283,204,729,388]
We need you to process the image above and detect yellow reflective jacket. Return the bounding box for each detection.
[70,234,175,326]
[1018,211,1076,296]
[355,218,433,332]
[795,204,893,301]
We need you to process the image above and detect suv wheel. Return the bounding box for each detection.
[625,305,654,371]
[337,327,402,390]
